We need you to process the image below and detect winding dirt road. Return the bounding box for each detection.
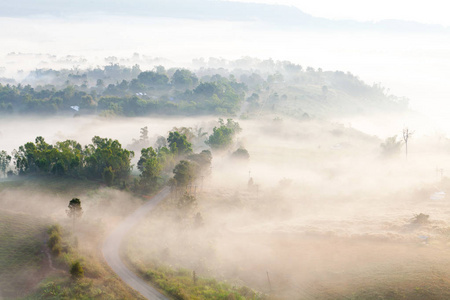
[102,187,170,300]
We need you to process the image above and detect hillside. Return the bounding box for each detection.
[0,58,408,119]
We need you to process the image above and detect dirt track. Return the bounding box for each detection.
[102,187,170,300]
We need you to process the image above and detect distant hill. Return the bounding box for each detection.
[1,0,447,33]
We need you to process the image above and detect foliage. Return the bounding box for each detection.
[84,136,134,183]
[70,261,84,279]
[205,119,241,150]
[231,148,250,160]
[138,147,162,189]
[48,228,63,256]
[67,198,83,231]
[178,192,197,210]
[168,131,193,156]
[131,262,260,300]
[173,160,196,187]
[0,150,11,177]
[172,69,198,88]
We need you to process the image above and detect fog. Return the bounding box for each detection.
[2,114,450,297]
[3,1,450,298]
[2,12,450,119]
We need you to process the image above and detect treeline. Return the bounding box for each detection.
[0,59,409,118]
[0,70,247,116]
[0,118,243,190]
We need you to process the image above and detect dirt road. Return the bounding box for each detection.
[102,187,170,300]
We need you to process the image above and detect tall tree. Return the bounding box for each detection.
[167,131,193,156]
[67,198,83,232]
[0,150,11,177]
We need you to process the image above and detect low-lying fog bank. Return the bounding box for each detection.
[2,114,450,298]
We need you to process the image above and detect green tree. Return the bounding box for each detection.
[138,147,162,189]
[167,131,193,156]
[205,119,241,150]
[172,69,198,88]
[67,198,83,232]
[84,136,134,183]
[0,150,11,177]
[173,160,195,187]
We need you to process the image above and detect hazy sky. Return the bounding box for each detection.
[228,0,450,26]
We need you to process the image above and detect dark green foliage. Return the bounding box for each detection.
[84,136,134,183]
[167,131,193,156]
[173,160,196,187]
[67,198,83,230]
[70,261,84,279]
[13,136,133,185]
[102,167,115,186]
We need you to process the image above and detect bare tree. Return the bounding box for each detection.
[402,128,414,159]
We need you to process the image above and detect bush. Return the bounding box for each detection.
[70,260,84,279]
[47,226,63,256]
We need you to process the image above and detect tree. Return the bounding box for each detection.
[137,147,162,189]
[67,198,83,231]
[173,160,195,187]
[171,69,198,88]
[0,150,11,177]
[167,131,193,156]
[84,136,134,183]
[205,119,241,150]
[231,148,250,161]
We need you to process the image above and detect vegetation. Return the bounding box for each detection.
[0,58,408,118]
[70,260,84,279]
[128,260,260,300]
[205,118,242,150]
[0,210,48,298]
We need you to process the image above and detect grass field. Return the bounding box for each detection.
[0,209,49,299]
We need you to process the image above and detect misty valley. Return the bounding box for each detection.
[1,56,450,300]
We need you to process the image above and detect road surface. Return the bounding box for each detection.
[102,187,170,300]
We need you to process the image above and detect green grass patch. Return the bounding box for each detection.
[125,258,261,300]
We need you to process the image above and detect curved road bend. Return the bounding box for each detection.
[102,187,170,300]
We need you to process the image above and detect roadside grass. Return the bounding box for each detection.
[23,221,146,300]
[123,257,261,300]
[0,209,49,298]
[123,192,263,300]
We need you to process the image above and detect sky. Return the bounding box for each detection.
[227,0,450,26]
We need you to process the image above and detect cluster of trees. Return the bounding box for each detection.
[0,58,409,119]
[6,136,133,185]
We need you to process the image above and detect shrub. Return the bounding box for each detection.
[70,260,84,279]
